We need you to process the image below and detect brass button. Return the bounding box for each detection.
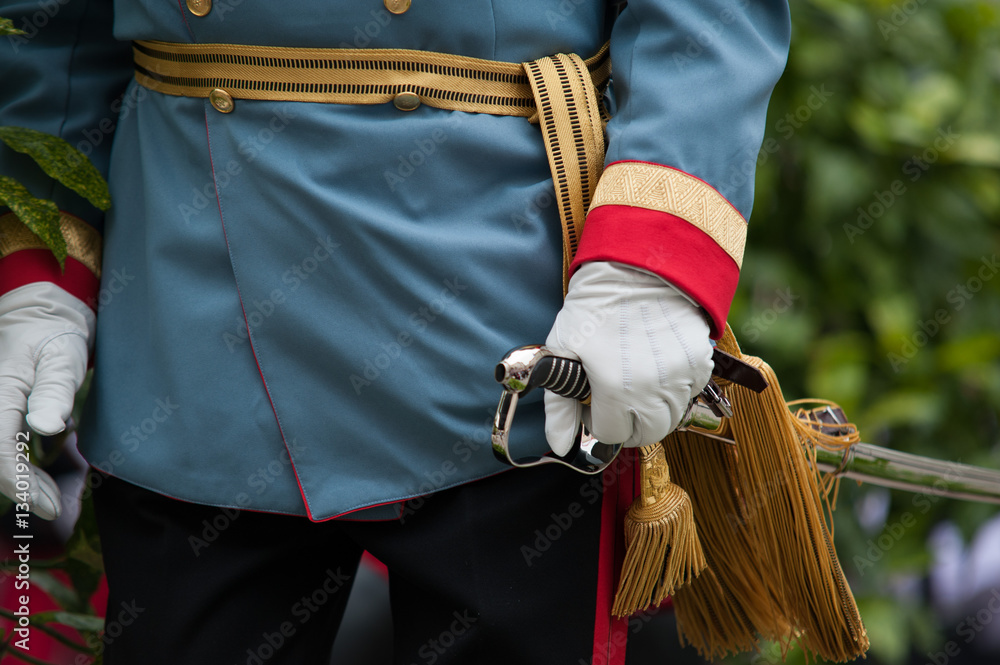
[186,0,212,17]
[209,89,234,113]
[384,0,411,15]
[393,91,421,111]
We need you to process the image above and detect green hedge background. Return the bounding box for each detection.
[725,0,1000,663]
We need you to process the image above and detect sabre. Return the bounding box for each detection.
[491,345,1000,504]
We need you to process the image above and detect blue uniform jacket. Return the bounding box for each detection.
[0,0,789,520]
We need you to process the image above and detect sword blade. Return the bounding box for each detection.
[812,442,1000,504]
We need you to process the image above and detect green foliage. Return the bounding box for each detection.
[727,0,1000,662]
[0,175,66,266]
[0,127,111,212]
[0,17,24,36]
[0,124,111,270]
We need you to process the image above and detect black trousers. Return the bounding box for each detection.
[91,457,635,665]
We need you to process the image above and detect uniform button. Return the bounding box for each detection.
[393,91,421,111]
[384,0,411,14]
[186,0,212,17]
[209,89,235,113]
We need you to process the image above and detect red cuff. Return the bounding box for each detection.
[0,249,101,312]
[570,206,739,339]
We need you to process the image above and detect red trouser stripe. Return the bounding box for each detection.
[592,451,636,664]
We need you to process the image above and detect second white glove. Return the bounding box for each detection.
[544,261,714,455]
[0,282,94,520]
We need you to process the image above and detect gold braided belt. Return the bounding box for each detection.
[133,39,610,292]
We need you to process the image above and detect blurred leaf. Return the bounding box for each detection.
[63,495,104,612]
[30,611,104,633]
[806,333,871,415]
[856,596,910,664]
[30,571,79,610]
[937,333,1000,372]
[867,294,918,347]
[862,391,943,431]
[0,126,110,210]
[948,133,1000,167]
[0,176,66,267]
[0,17,24,36]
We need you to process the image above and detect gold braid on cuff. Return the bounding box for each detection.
[588,162,748,268]
[0,211,103,279]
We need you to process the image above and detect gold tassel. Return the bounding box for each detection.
[611,443,707,617]
[609,325,868,662]
[664,327,868,662]
[672,566,759,660]
[725,353,867,661]
[665,430,792,653]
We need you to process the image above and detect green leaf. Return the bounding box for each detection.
[63,494,105,611]
[0,126,110,211]
[937,333,1000,372]
[30,611,105,633]
[0,17,25,36]
[0,176,67,268]
[862,390,943,431]
[66,495,103,571]
[31,570,80,610]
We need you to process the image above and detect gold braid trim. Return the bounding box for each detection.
[589,162,748,268]
[524,52,607,295]
[0,212,102,278]
[134,40,610,119]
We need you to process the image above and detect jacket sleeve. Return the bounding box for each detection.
[572,0,791,338]
[0,0,133,309]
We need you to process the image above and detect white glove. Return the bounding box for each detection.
[544,261,714,455]
[0,282,94,520]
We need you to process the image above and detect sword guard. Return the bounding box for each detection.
[491,344,734,475]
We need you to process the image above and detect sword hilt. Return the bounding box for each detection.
[521,355,591,402]
[491,345,737,475]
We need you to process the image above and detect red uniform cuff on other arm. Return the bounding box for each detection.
[570,205,739,339]
[0,249,101,311]
[0,211,103,310]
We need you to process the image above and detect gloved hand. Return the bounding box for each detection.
[544,261,714,455]
[0,282,95,520]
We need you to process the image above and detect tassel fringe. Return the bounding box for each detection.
[612,326,869,663]
[612,443,706,617]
